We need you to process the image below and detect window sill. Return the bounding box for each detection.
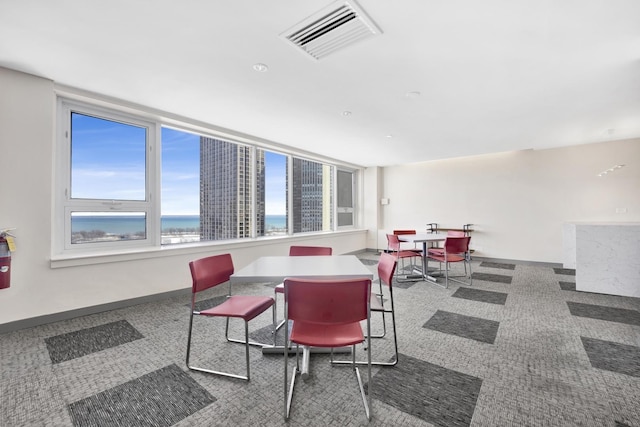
[50,229,366,268]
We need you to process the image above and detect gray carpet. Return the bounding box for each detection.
[67,364,215,426]
[45,320,144,364]
[2,253,640,426]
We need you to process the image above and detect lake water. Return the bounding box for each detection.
[71,215,287,233]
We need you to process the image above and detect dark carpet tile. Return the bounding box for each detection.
[358,258,378,266]
[67,364,215,427]
[424,310,500,344]
[567,302,640,327]
[471,272,512,284]
[452,287,508,305]
[559,281,576,291]
[581,337,640,378]
[45,320,144,364]
[369,353,482,427]
[615,421,632,427]
[479,261,515,270]
[554,268,576,276]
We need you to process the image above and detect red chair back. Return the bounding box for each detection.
[444,236,470,254]
[378,253,397,289]
[284,278,371,325]
[386,234,401,252]
[393,229,416,235]
[189,253,234,293]
[447,230,465,237]
[289,246,332,256]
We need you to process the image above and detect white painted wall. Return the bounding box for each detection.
[376,141,640,262]
[0,67,366,328]
[1,65,637,329]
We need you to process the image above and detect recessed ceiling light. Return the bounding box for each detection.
[252,63,269,72]
[386,134,393,138]
[342,111,352,116]
[405,91,421,98]
[597,164,625,177]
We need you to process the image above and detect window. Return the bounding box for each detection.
[55,97,357,257]
[337,169,355,227]
[56,100,155,252]
[259,149,288,236]
[290,158,334,233]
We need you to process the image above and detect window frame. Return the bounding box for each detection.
[55,99,159,255]
[54,94,360,261]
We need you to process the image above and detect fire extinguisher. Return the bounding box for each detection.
[0,229,15,289]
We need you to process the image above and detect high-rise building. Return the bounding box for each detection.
[289,158,333,233]
[200,137,264,240]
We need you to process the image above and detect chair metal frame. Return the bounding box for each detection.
[186,253,276,381]
[283,277,372,421]
[426,236,473,288]
[332,252,399,366]
[386,233,421,279]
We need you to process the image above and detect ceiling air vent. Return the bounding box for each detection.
[281,0,382,60]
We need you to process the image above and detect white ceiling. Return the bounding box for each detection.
[1,0,639,167]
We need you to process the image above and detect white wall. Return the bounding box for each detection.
[377,141,640,262]
[0,67,366,329]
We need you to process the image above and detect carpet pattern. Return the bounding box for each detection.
[423,310,500,344]
[567,301,640,327]
[2,252,640,426]
[370,353,482,427]
[67,364,215,426]
[45,320,144,364]
[451,287,508,305]
[470,272,513,284]
[479,261,515,270]
[580,337,640,378]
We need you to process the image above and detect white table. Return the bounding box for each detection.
[230,255,374,378]
[397,233,447,282]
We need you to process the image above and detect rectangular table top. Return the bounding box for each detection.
[230,255,374,283]
[397,232,447,244]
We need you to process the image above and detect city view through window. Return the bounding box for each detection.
[68,112,336,246]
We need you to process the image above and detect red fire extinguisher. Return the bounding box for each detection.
[0,229,15,289]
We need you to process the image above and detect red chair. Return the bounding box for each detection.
[274,246,332,331]
[393,229,422,254]
[283,277,372,420]
[332,252,399,366]
[386,233,421,279]
[427,230,466,256]
[186,253,275,381]
[426,236,472,288]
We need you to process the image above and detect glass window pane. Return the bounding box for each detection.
[260,150,288,236]
[161,127,201,244]
[70,112,146,200]
[71,212,146,244]
[337,170,354,226]
[291,158,334,233]
[199,137,254,240]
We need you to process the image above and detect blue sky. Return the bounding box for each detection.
[71,113,286,216]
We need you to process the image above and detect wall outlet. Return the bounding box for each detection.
[615,207,627,214]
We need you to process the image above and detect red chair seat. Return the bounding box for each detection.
[201,295,274,321]
[274,283,284,293]
[427,253,465,263]
[290,321,364,347]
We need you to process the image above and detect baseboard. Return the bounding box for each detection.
[0,288,191,335]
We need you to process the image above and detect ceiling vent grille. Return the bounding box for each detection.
[281,0,382,60]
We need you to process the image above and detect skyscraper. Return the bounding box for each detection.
[200,137,264,240]
[289,158,333,233]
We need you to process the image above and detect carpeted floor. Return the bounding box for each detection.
[1,252,639,426]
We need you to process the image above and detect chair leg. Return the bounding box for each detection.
[186,314,251,381]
